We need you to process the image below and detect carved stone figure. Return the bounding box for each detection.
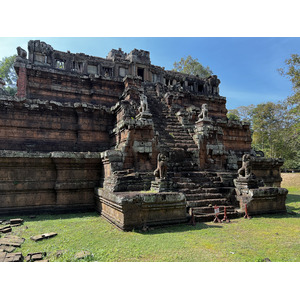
[139,93,149,113]
[198,104,208,120]
[154,153,167,179]
[17,47,27,59]
[238,154,253,179]
[206,75,220,95]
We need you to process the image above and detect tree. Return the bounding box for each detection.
[278,54,300,108]
[0,55,17,95]
[227,110,240,121]
[227,105,255,123]
[172,55,213,78]
[278,54,300,169]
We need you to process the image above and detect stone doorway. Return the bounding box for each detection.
[137,68,144,81]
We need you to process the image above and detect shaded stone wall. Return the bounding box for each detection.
[0,97,113,152]
[0,151,102,215]
[23,67,125,105]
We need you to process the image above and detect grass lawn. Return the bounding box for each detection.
[2,173,300,262]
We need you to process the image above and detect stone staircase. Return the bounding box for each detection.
[145,87,239,222]
[147,91,199,171]
[173,171,239,222]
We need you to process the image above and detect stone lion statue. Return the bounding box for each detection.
[238,154,252,179]
[154,153,167,179]
[198,104,208,120]
[17,47,27,59]
[139,93,149,113]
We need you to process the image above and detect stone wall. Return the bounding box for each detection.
[0,97,113,152]
[0,151,102,215]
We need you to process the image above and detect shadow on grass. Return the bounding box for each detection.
[0,211,99,223]
[138,222,224,235]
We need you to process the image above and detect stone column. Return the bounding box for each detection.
[16,65,27,98]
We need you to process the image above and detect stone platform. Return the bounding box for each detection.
[234,177,288,215]
[95,188,187,231]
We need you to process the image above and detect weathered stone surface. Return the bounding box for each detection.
[0,245,16,253]
[30,232,57,242]
[0,252,23,262]
[10,218,24,225]
[0,236,25,247]
[234,177,288,215]
[0,152,102,216]
[0,40,288,230]
[25,252,46,262]
[0,226,12,233]
[95,188,187,230]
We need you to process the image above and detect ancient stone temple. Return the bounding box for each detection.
[0,40,287,230]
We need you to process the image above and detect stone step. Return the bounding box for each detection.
[202,187,221,193]
[187,198,229,207]
[185,193,224,200]
[191,205,235,214]
[189,205,235,215]
[193,211,240,222]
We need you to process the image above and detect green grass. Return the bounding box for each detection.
[2,174,300,262]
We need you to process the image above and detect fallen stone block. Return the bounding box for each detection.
[0,252,6,262]
[75,251,91,260]
[10,218,24,225]
[25,252,46,262]
[0,226,12,233]
[4,252,24,262]
[0,236,25,247]
[30,232,57,242]
[0,245,16,253]
[0,251,24,262]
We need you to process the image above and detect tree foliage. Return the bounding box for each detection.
[226,54,300,169]
[172,55,213,78]
[0,55,17,95]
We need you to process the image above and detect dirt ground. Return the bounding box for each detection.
[281,173,300,188]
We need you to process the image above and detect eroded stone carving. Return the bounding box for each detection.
[198,104,208,120]
[238,154,253,179]
[17,47,27,59]
[154,153,167,179]
[139,93,149,113]
[206,75,220,95]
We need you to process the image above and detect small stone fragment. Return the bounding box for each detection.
[263,257,271,262]
[75,251,91,259]
[56,250,64,258]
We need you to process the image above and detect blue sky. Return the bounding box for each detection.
[0,37,299,110]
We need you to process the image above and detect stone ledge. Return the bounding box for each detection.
[95,188,187,230]
[0,150,101,159]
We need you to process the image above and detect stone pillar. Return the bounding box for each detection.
[16,65,27,98]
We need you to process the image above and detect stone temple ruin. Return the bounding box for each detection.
[0,40,288,230]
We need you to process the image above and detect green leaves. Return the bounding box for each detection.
[0,55,17,86]
[172,55,213,78]
[0,55,17,96]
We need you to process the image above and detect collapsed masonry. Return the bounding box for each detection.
[0,40,287,230]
